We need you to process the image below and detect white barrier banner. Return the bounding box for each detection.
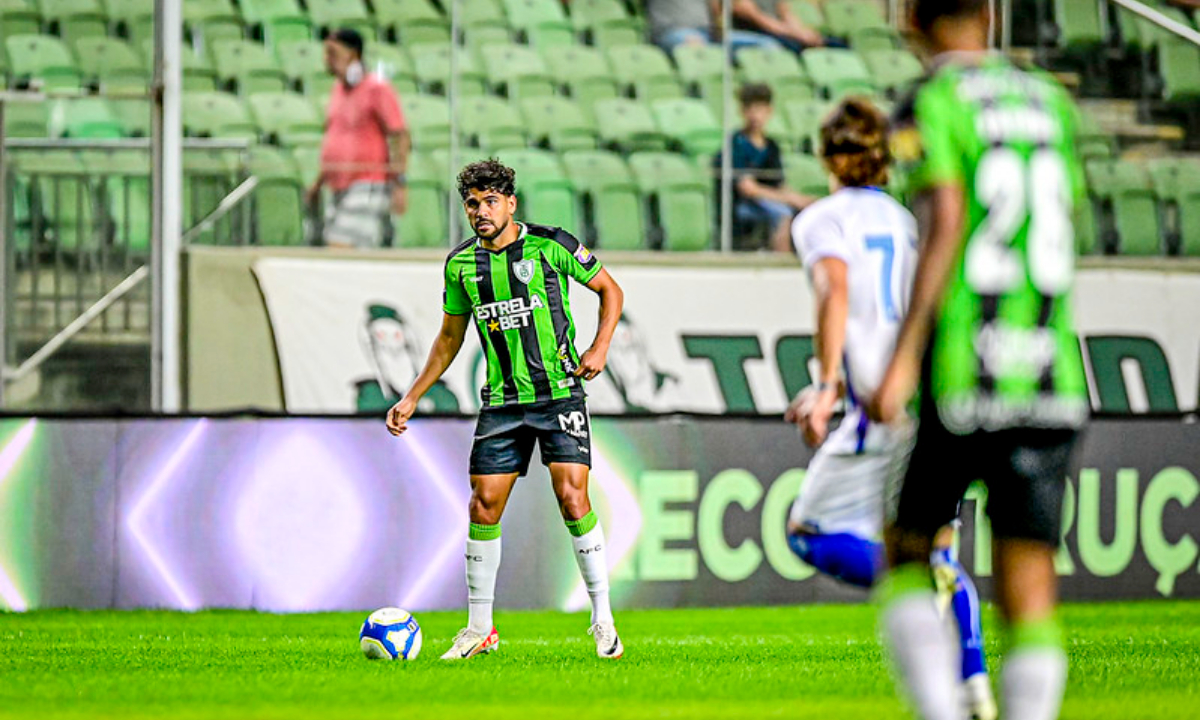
[253,257,1200,415]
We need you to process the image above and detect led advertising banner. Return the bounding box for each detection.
[0,417,1196,613]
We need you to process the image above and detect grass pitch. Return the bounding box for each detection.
[1,602,1197,720]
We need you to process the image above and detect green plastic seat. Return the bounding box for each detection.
[571,0,643,48]
[82,148,151,256]
[849,25,901,51]
[1148,158,1200,256]
[502,0,574,46]
[822,0,888,37]
[783,152,829,196]
[594,98,669,152]
[181,147,241,244]
[247,91,323,145]
[306,0,375,39]
[106,98,150,136]
[785,0,828,33]
[107,0,154,44]
[463,25,513,57]
[1159,38,1200,103]
[462,0,507,27]
[38,0,106,43]
[519,96,598,151]
[292,144,322,184]
[6,34,84,90]
[673,43,725,98]
[803,48,875,99]
[1054,0,1104,51]
[1086,158,1162,255]
[651,98,723,158]
[245,145,305,245]
[1076,112,1116,161]
[736,47,815,101]
[458,96,527,151]
[403,93,451,150]
[73,36,148,91]
[182,91,258,139]
[561,149,645,249]
[12,149,99,255]
[1115,1,1192,50]
[184,0,245,53]
[539,44,615,116]
[628,151,713,251]
[862,49,924,98]
[0,0,40,43]
[495,148,578,232]
[481,43,555,100]
[363,43,418,94]
[141,39,220,91]
[55,97,124,138]
[781,99,832,154]
[409,42,487,96]
[3,101,49,137]
[276,40,339,95]
[606,44,684,100]
[395,150,448,247]
[373,0,449,44]
[212,38,289,94]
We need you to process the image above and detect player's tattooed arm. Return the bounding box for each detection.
[576,269,625,382]
[387,312,470,436]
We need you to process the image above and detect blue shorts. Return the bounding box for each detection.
[735,198,795,230]
[469,397,592,476]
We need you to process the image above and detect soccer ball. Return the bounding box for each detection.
[359,607,423,660]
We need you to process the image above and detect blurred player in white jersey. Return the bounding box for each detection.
[786,97,996,720]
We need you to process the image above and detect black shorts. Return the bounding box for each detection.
[892,413,1080,546]
[469,397,592,476]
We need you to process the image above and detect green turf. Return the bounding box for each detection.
[1,602,1197,719]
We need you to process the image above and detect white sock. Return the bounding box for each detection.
[569,519,613,625]
[465,536,501,634]
[1003,647,1067,720]
[882,592,962,720]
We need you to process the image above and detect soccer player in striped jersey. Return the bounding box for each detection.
[868,0,1088,717]
[786,97,995,720]
[386,159,626,660]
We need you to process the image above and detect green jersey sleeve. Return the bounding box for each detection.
[442,256,471,315]
[545,229,603,284]
[906,79,967,193]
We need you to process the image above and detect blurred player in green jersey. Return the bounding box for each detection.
[868,0,1088,718]
[386,159,626,660]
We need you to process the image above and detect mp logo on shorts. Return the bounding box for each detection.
[512,259,535,284]
[558,410,588,439]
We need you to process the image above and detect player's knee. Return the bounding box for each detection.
[556,488,590,521]
[468,493,503,525]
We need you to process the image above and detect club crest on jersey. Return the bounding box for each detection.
[513,259,535,284]
[573,244,592,264]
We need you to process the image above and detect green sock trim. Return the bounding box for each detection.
[1010,617,1063,651]
[565,510,598,537]
[468,522,501,541]
[873,563,935,607]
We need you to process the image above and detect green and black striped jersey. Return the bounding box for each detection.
[892,53,1089,434]
[444,223,603,408]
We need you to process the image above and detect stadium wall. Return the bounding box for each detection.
[184,248,1200,416]
[0,416,1195,613]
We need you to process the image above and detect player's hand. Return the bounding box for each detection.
[574,345,607,381]
[386,396,418,436]
[391,184,408,215]
[304,182,321,208]
[866,363,916,425]
[786,385,838,448]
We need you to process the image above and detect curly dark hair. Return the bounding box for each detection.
[457,159,516,200]
[738,82,773,107]
[820,96,890,188]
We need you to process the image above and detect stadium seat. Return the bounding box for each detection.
[363,43,418,95]
[1158,38,1200,103]
[395,150,448,247]
[373,0,450,44]
[1115,1,1192,51]
[56,97,124,138]
[495,148,578,232]
[651,98,723,158]
[849,25,901,51]
[403,93,452,149]
[606,44,684,100]
[481,43,555,100]
[106,0,154,44]
[4,100,48,137]
[461,0,507,28]
[246,145,305,246]
[247,91,323,145]
[457,96,528,150]
[561,149,646,249]
[275,40,332,95]
[38,0,107,43]
[781,99,832,154]
[183,147,241,244]
[783,152,830,197]
[181,91,258,140]
[212,38,289,94]
[305,0,375,39]
[409,42,487,96]
[673,44,725,99]
[1076,112,1116,161]
[735,47,815,101]
[861,49,924,99]
[570,0,643,48]
[519,96,598,151]
[183,0,245,53]
[240,0,311,49]
[1086,158,1163,255]
[803,48,875,99]
[11,149,99,254]
[627,151,713,251]
[822,0,888,38]
[502,0,575,46]
[593,98,669,152]
[291,144,321,184]
[463,25,513,57]
[109,98,150,136]
[1148,157,1200,256]
[6,34,84,90]
[785,0,828,33]
[81,148,151,256]
[1053,0,1104,51]
[540,45,616,116]
[141,39,220,91]
[0,0,40,44]
[73,37,148,91]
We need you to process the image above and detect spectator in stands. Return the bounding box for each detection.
[715,83,815,251]
[732,0,829,51]
[305,28,410,249]
[646,0,784,53]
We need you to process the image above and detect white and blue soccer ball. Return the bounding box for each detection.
[359,607,423,660]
